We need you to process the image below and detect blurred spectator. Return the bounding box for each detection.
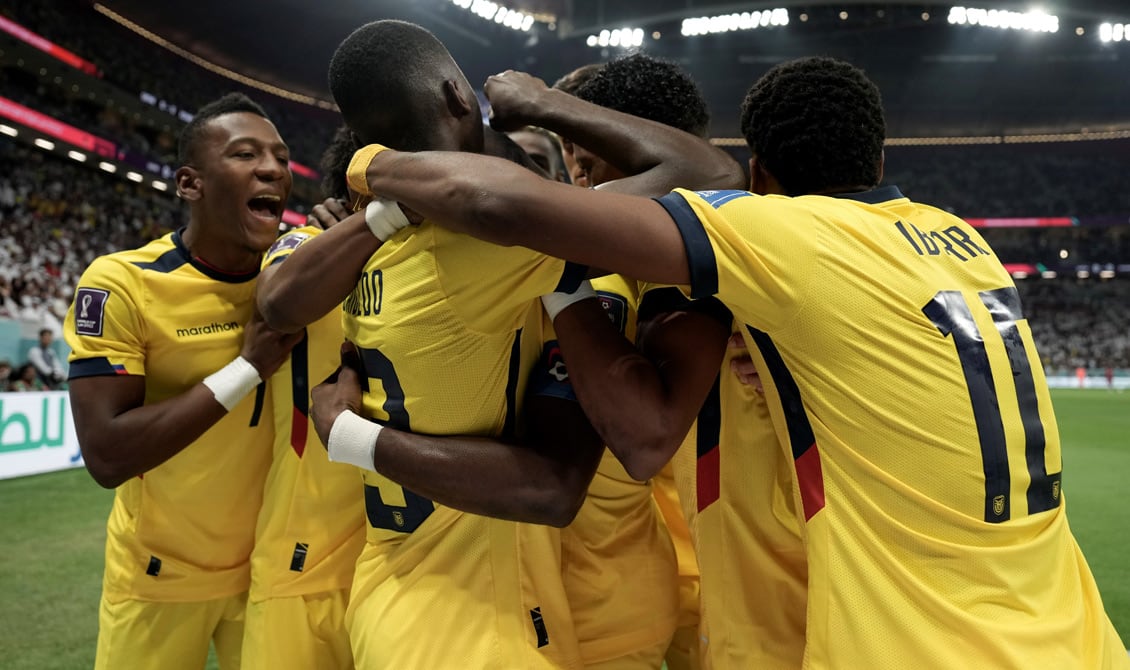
[0,359,11,390]
[0,138,181,331]
[10,363,47,392]
[27,328,65,388]
[1019,279,1130,371]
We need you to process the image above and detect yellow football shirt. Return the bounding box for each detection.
[655,187,1128,668]
[249,226,366,602]
[342,220,588,670]
[65,230,272,602]
[553,275,680,664]
[640,286,807,669]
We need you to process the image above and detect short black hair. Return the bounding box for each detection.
[38,328,52,337]
[740,57,885,196]
[552,63,603,95]
[178,92,269,166]
[575,54,710,137]
[328,20,462,150]
[320,125,361,200]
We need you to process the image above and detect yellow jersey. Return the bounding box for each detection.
[250,226,366,602]
[341,220,587,669]
[542,275,680,664]
[65,229,272,602]
[640,286,807,669]
[655,186,1129,668]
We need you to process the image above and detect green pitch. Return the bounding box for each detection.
[0,388,1126,668]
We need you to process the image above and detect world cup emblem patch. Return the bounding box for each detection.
[74,288,110,336]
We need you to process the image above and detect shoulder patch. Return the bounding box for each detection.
[267,232,311,257]
[695,189,752,209]
[74,288,110,337]
[596,291,629,335]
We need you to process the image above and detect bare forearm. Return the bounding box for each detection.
[258,215,379,332]
[550,300,685,479]
[366,151,691,285]
[529,89,744,193]
[73,383,230,488]
[372,422,598,527]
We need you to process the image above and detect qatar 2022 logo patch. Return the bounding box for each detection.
[74,288,110,337]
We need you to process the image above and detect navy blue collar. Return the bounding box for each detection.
[831,185,905,205]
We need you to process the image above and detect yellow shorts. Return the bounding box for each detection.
[582,639,668,670]
[347,512,581,670]
[241,589,352,670]
[94,592,246,670]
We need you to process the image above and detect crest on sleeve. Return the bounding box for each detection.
[695,190,752,209]
[596,292,628,335]
[267,232,311,257]
[528,341,577,401]
[74,288,110,337]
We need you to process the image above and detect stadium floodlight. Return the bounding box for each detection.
[1099,23,1128,42]
[587,28,645,48]
[948,6,1058,33]
[0,124,16,137]
[33,138,55,150]
[152,180,168,191]
[681,8,789,36]
[98,161,116,173]
[126,171,144,183]
[1099,269,1116,278]
[67,150,87,162]
[1040,270,1057,279]
[450,0,538,32]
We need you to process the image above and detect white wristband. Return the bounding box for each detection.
[365,198,410,241]
[541,280,597,321]
[202,356,262,412]
[327,410,382,473]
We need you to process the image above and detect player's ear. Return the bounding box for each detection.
[175,166,202,201]
[442,79,474,119]
[749,155,785,196]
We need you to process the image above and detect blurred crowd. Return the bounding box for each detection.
[0,0,1128,388]
[1,0,337,167]
[1019,279,1130,371]
[884,143,1130,218]
[0,139,182,334]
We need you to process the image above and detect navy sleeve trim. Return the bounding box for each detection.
[554,261,589,294]
[638,287,733,328]
[655,192,718,300]
[68,357,132,379]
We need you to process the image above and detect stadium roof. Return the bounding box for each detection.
[94,0,1130,138]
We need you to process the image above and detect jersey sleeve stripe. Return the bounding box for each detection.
[131,248,187,274]
[290,334,310,457]
[69,357,130,379]
[554,261,589,293]
[655,192,718,300]
[502,327,523,437]
[637,288,733,328]
[745,325,826,521]
[696,377,723,512]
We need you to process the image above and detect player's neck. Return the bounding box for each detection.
[180,225,260,275]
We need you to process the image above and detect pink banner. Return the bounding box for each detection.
[288,161,319,180]
[0,16,100,76]
[0,96,116,157]
[965,217,1075,228]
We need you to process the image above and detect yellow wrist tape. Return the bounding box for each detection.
[346,144,390,196]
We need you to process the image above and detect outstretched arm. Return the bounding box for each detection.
[311,344,604,527]
[484,70,745,196]
[362,149,692,286]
